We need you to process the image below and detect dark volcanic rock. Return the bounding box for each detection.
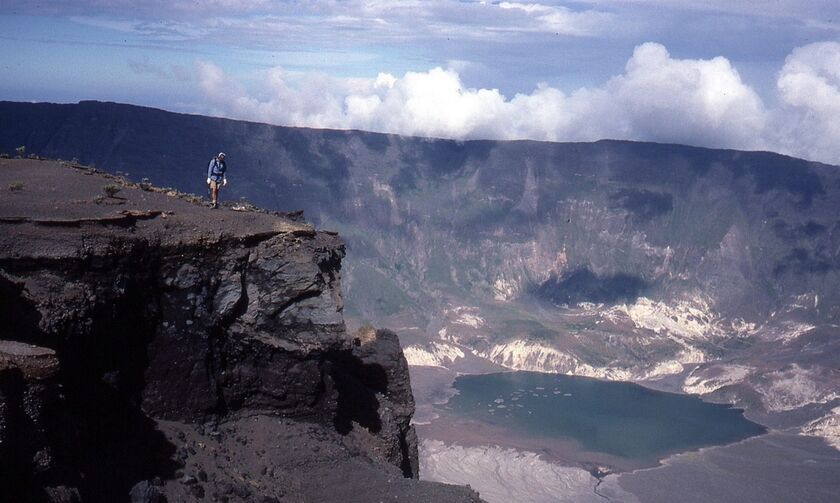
[155,416,483,503]
[0,159,483,502]
[0,341,75,502]
[337,326,420,477]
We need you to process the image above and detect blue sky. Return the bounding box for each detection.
[1,1,839,163]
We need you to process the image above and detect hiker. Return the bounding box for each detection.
[206,152,227,208]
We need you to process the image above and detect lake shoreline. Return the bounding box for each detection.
[413,367,769,477]
[416,410,655,474]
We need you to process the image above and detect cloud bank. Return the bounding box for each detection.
[195,41,840,165]
[774,42,840,163]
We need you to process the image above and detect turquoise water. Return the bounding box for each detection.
[445,372,766,462]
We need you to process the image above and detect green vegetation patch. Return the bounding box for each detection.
[103,183,122,198]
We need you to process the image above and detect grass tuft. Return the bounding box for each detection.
[103,183,121,198]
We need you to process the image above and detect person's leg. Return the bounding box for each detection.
[209,182,219,207]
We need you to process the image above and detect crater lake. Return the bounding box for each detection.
[443,371,767,463]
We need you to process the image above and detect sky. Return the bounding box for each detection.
[1,1,840,164]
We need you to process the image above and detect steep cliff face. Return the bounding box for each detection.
[0,159,482,502]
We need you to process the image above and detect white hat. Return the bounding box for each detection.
[218,152,226,158]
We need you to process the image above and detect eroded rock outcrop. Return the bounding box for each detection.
[0,159,483,502]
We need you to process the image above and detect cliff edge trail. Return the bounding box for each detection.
[0,159,484,503]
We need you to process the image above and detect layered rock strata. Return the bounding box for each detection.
[0,159,482,502]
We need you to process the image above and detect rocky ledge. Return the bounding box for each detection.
[0,159,483,502]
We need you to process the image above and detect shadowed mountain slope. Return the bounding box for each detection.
[2,101,838,323]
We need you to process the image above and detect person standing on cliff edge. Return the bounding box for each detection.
[206,152,227,209]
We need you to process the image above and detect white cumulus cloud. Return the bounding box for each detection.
[603,43,767,148]
[194,41,840,165]
[774,41,840,164]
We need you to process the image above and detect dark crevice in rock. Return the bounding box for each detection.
[0,368,30,499]
[206,257,251,418]
[0,275,45,344]
[398,423,415,478]
[204,336,229,418]
[50,255,178,502]
[0,210,164,228]
[274,288,323,319]
[329,350,387,435]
